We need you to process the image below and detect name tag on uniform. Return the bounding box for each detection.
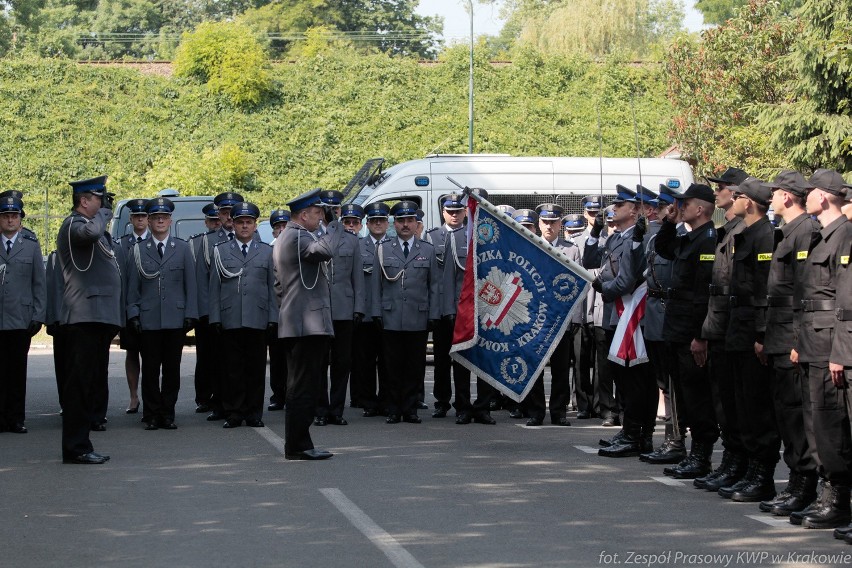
[797,251,808,260]
[843,256,850,265]
[757,253,772,261]
[699,254,715,261]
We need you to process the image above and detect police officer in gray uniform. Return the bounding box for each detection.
[267,208,290,412]
[57,175,121,464]
[274,188,342,460]
[352,202,392,417]
[0,196,46,433]
[126,197,198,430]
[563,213,594,419]
[45,249,68,412]
[209,202,277,429]
[316,199,365,426]
[372,200,441,424]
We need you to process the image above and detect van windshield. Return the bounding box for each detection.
[343,158,384,204]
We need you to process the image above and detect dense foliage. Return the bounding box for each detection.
[0,48,674,249]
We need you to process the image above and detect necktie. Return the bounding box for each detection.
[242,244,248,257]
[137,236,143,243]
[403,241,409,258]
[5,240,11,255]
[157,242,164,258]
[228,232,234,241]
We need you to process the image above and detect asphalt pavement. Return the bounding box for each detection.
[2,348,850,568]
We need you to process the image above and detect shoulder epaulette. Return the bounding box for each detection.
[378,237,393,244]
[425,227,439,233]
[418,239,435,249]
[213,240,229,247]
[22,234,39,243]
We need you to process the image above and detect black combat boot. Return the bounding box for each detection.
[642,424,687,464]
[802,483,852,529]
[760,470,796,512]
[599,425,642,458]
[790,479,826,526]
[599,429,626,448]
[704,453,748,492]
[667,440,713,479]
[640,426,654,454]
[772,471,817,517]
[731,461,777,502]
[695,450,734,489]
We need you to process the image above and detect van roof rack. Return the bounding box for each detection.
[342,158,384,201]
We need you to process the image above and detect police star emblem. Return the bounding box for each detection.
[477,266,532,335]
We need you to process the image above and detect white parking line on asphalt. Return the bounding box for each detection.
[745,514,792,527]
[253,426,288,456]
[320,488,427,568]
[574,445,601,454]
[650,476,687,487]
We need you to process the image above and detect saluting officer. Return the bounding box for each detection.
[653,183,719,478]
[759,170,819,516]
[113,198,149,415]
[372,200,440,424]
[187,202,220,414]
[57,175,121,464]
[520,202,581,427]
[427,193,469,420]
[267,208,290,412]
[792,169,852,530]
[694,166,750,492]
[315,200,365,426]
[126,197,198,430]
[717,178,780,502]
[209,202,277,429]
[0,196,46,434]
[274,188,342,460]
[352,202,392,417]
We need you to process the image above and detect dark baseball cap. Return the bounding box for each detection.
[760,169,813,198]
[706,167,749,186]
[809,169,849,196]
[736,177,771,207]
[679,183,715,203]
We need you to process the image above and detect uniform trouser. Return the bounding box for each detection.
[62,323,116,459]
[671,341,719,445]
[523,332,572,421]
[193,318,214,405]
[768,354,816,473]
[646,340,670,421]
[223,328,266,422]
[572,323,595,415]
[352,319,389,412]
[730,350,781,462]
[0,330,31,427]
[284,335,328,454]
[708,341,745,454]
[317,320,353,418]
[432,316,454,409]
[140,328,185,423]
[382,329,428,416]
[51,325,69,410]
[472,379,497,413]
[208,323,227,413]
[595,326,617,419]
[268,336,288,405]
[802,363,852,484]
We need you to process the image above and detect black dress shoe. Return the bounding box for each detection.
[403,414,422,424]
[328,416,348,426]
[267,402,284,411]
[223,419,242,428]
[456,413,472,425]
[207,411,226,421]
[245,419,265,428]
[10,422,27,434]
[126,403,140,414]
[601,416,617,427]
[285,448,333,460]
[362,408,378,417]
[417,401,429,410]
[144,421,159,430]
[576,411,591,419]
[508,409,524,419]
[386,414,401,424]
[195,403,211,413]
[551,416,571,426]
[526,417,543,426]
[158,420,178,430]
[432,408,448,418]
[473,412,497,425]
[63,452,110,465]
[314,416,328,426]
[90,423,106,432]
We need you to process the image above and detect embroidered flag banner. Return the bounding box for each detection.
[450,192,593,402]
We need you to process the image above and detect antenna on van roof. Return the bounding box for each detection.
[631,94,646,219]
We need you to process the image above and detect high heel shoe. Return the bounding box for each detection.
[125,402,140,414]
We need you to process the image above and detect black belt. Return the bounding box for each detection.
[802,299,836,312]
[667,288,693,301]
[708,284,729,296]
[647,288,667,299]
[729,296,754,307]
[767,296,794,308]
[837,309,852,321]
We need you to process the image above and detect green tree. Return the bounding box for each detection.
[173,21,272,106]
[145,142,258,196]
[757,0,852,172]
[694,0,803,26]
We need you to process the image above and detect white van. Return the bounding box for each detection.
[345,154,694,230]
